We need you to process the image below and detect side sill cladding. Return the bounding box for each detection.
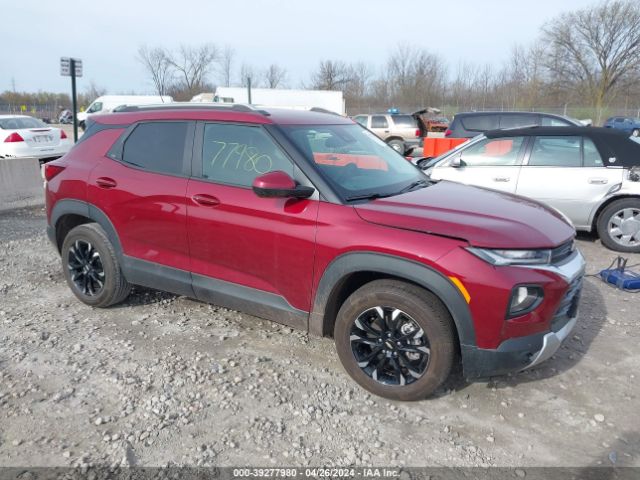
[309,252,477,349]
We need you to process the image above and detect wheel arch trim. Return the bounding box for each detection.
[50,199,123,260]
[309,252,476,348]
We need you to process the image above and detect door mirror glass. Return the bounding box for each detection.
[252,171,314,199]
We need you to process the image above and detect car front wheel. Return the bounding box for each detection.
[334,280,455,401]
[597,198,640,253]
[632,129,639,137]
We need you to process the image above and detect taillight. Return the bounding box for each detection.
[60,130,67,139]
[444,129,452,137]
[44,164,65,181]
[415,129,421,137]
[4,132,24,143]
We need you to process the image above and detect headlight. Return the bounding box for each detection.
[466,247,552,266]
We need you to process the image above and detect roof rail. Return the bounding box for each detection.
[115,102,271,116]
[309,107,341,116]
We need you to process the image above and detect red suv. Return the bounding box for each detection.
[44,104,585,400]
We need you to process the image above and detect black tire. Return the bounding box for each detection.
[61,223,131,307]
[79,121,86,131]
[596,198,640,253]
[334,279,455,401]
[632,129,639,137]
[387,139,404,153]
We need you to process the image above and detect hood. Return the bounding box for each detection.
[355,181,575,249]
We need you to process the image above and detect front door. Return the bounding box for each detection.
[516,135,623,229]
[430,135,527,194]
[186,122,319,327]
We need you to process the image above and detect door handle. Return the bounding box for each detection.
[588,177,608,184]
[95,177,117,189]
[493,176,510,182]
[192,194,220,207]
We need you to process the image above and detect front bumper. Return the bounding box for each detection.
[462,250,585,378]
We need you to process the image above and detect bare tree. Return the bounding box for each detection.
[543,0,640,122]
[310,60,351,90]
[167,44,218,92]
[239,63,257,87]
[137,45,174,96]
[386,45,446,109]
[217,46,235,88]
[263,64,287,88]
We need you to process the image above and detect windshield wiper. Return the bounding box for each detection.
[344,192,394,202]
[395,179,430,195]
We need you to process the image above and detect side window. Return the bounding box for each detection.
[528,136,581,167]
[541,116,571,127]
[458,136,525,166]
[390,115,416,127]
[354,116,368,127]
[122,122,188,175]
[371,116,388,129]
[87,102,103,113]
[201,123,293,187]
[499,114,536,129]
[461,114,499,132]
[583,137,603,167]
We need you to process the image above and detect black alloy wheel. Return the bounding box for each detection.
[67,239,105,296]
[350,306,430,386]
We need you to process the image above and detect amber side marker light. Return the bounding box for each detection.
[448,276,471,303]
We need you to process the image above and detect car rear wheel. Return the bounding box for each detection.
[387,139,405,153]
[334,280,455,401]
[597,198,640,253]
[61,223,131,307]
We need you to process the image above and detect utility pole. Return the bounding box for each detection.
[247,77,252,105]
[60,57,83,142]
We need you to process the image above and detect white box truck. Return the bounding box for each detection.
[77,95,173,129]
[191,88,345,115]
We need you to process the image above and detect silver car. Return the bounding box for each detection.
[423,127,640,252]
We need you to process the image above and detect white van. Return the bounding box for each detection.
[77,95,173,129]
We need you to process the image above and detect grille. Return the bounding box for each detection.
[551,240,575,264]
[551,275,583,331]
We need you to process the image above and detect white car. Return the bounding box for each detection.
[0,115,72,163]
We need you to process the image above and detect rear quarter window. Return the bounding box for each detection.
[460,114,499,131]
[390,115,416,128]
[500,114,537,128]
[122,122,188,176]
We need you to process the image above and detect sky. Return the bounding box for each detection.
[2,0,597,95]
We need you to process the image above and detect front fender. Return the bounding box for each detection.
[309,252,476,349]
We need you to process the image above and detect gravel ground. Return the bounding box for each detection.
[0,206,638,468]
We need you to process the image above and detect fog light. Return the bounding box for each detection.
[508,286,543,318]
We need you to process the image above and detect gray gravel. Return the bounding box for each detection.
[0,206,638,467]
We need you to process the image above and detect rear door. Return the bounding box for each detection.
[369,115,390,140]
[430,135,526,193]
[515,135,624,229]
[185,121,319,320]
[390,114,418,140]
[87,121,194,275]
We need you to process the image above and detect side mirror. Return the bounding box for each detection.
[252,171,315,199]
[451,155,466,168]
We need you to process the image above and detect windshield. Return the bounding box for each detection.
[283,123,427,201]
[0,116,47,129]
